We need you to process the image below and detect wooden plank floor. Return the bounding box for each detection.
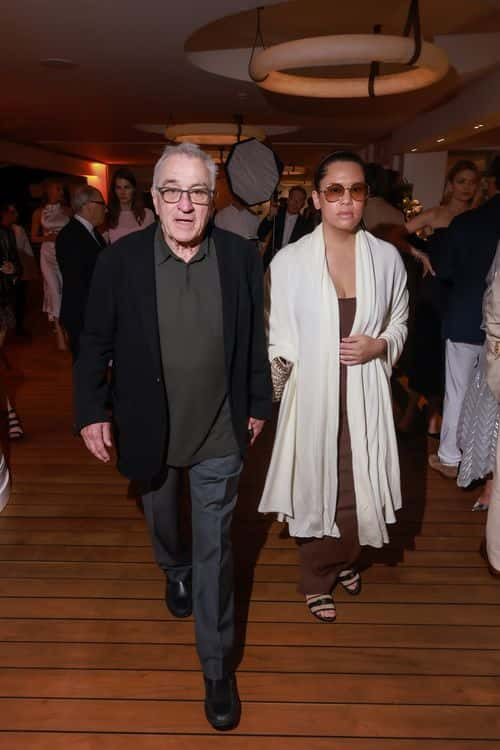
[1,318,500,749]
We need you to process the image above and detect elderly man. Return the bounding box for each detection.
[74,143,272,730]
[56,185,107,360]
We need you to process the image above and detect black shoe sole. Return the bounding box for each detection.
[204,705,241,731]
[165,601,192,618]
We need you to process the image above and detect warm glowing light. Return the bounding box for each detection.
[249,34,449,98]
[84,162,108,201]
[165,123,266,145]
[410,147,418,152]
[474,123,485,129]
[436,138,446,143]
[283,165,306,176]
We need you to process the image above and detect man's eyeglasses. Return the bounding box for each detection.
[157,187,213,206]
[319,183,369,203]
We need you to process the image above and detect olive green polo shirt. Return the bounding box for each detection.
[154,224,238,466]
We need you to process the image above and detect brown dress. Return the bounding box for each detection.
[297,297,362,594]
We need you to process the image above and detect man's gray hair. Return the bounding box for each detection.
[152,142,217,191]
[72,184,101,213]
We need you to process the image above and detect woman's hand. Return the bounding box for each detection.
[340,335,387,365]
[410,247,435,278]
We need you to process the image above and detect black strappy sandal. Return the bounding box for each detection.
[306,593,336,623]
[338,569,362,596]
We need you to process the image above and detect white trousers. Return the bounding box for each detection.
[438,340,482,466]
[487,440,500,571]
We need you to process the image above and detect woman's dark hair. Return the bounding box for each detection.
[313,151,368,191]
[446,159,478,184]
[107,167,145,229]
[365,163,390,199]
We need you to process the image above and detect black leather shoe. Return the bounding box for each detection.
[204,673,241,730]
[165,574,192,618]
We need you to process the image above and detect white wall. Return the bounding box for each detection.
[402,151,449,209]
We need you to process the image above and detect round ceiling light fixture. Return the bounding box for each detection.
[164,122,266,146]
[249,34,449,99]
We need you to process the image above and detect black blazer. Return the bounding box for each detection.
[258,208,314,269]
[56,218,104,357]
[74,223,273,482]
[433,194,500,344]
[0,226,22,307]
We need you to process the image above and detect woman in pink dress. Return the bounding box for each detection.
[104,168,155,245]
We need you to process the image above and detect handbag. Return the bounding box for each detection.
[271,356,293,402]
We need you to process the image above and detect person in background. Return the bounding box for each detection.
[214,196,260,239]
[398,160,480,437]
[428,158,500,479]
[56,186,107,360]
[259,151,408,623]
[258,185,314,269]
[363,162,433,274]
[31,179,71,351]
[457,242,500,511]
[0,224,24,439]
[480,243,500,576]
[0,445,10,513]
[0,202,37,337]
[302,196,321,228]
[103,167,155,244]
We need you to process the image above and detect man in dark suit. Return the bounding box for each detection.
[429,157,500,478]
[56,185,107,359]
[258,184,314,269]
[74,143,272,730]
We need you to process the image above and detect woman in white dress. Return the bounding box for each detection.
[259,152,408,622]
[31,179,71,350]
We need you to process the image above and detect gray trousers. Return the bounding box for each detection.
[141,453,243,679]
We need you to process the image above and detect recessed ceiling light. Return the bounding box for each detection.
[40,58,77,69]
[474,123,485,130]
[436,137,446,143]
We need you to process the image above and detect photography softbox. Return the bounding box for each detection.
[225,138,282,207]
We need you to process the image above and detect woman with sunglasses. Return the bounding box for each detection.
[259,152,408,622]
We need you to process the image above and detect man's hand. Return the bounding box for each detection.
[81,422,113,462]
[248,417,265,447]
[340,335,387,366]
[0,261,15,275]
